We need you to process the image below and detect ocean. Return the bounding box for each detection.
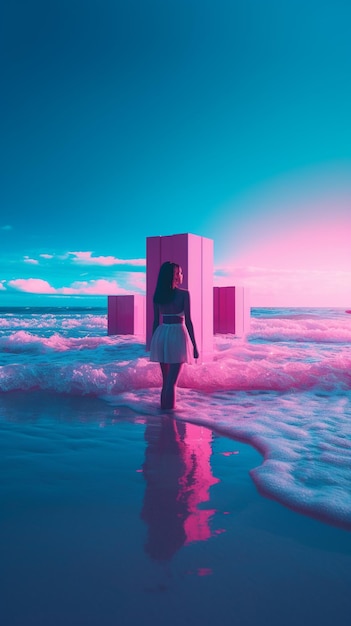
[1,305,350,531]
[2,304,351,625]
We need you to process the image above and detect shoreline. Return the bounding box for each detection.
[1,391,351,625]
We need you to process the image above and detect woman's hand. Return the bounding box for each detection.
[193,346,199,359]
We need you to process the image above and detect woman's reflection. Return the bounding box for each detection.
[141,416,219,563]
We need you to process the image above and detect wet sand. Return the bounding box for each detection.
[1,393,351,626]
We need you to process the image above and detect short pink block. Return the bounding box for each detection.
[107,295,146,336]
[146,233,214,359]
[213,286,250,336]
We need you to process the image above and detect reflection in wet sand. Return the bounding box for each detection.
[141,416,219,562]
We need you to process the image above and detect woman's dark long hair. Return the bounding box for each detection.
[153,261,179,305]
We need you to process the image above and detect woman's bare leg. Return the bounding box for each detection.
[164,363,182,409]
[160,363,169,409]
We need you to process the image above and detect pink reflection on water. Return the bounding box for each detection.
[197,568,213,576]
[181,423,220,544]
[186,567,213,577]
[221,450,239,456]
[141,417,219,562]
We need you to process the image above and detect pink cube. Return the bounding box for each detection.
[146,233,213,359]
[213,286,250,336]
[107,295,145,336]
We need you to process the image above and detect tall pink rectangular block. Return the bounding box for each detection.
[213,286,250,336]
[146,233,213,360]
[107,295,145,336]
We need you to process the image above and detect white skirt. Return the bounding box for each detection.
[149,323,193,364]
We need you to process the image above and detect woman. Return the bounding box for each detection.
[150,261,199,410]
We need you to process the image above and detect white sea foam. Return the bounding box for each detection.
[104,387,351,530]
[0,306,350,529]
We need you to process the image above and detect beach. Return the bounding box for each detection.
[1,306,351,625]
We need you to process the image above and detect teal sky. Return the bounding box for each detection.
[1,0,351,306]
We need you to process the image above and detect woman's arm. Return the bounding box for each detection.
[183,290,199,358]
[152,302,160,335]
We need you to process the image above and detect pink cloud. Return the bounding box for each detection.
[39,253,54,259]
[0,282,6,291]
[7,277,132,296]
[127,271,146,292]
[9,279,56,294]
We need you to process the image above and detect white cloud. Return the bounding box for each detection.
[6,277,132,296]
[67,251,146,267]
[59,279,131,295]
[24,256,39,265]
[5,250,146,269]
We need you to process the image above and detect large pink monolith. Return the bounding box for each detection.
[213,286,250,336]
[108,295,145,336]
[146,233,213,360]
